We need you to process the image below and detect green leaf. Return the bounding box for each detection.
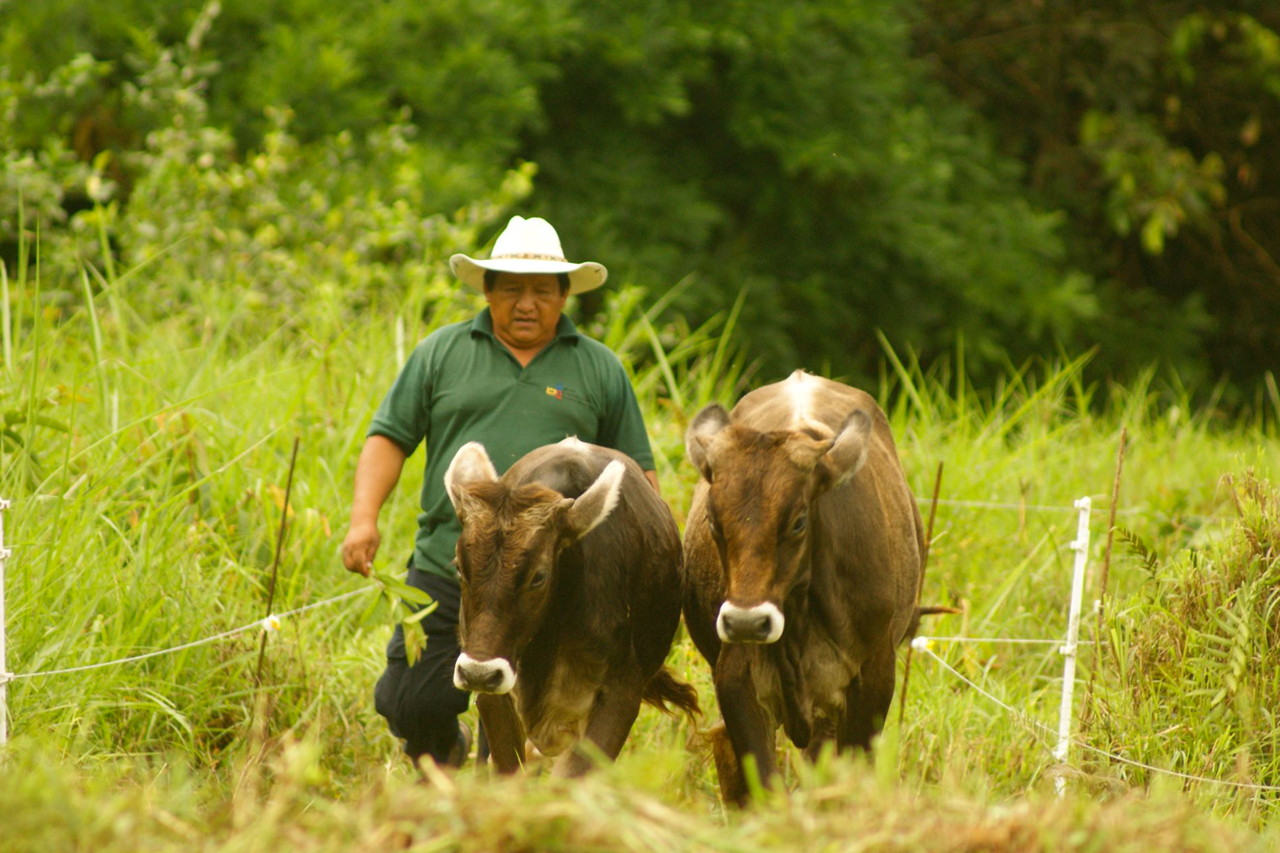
[3,411,69,431]
[372,570,434,606]
[1141,213,1166,255]
[403,620,427,667]
[402,601,438,624]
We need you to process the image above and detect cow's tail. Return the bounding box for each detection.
[642,666,701,720]
[903,604,963,644]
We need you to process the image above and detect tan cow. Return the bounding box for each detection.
[683,370,924,803]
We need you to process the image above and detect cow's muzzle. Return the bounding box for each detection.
[717,602,785,644]
[453,653,516,694]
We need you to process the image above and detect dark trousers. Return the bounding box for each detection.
[374,565,471,763]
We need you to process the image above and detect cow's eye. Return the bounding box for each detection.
[790,515,807,536]
[707,515,723,539]
[528,570,548,589]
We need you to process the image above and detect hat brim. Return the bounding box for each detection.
[449,255,608,295]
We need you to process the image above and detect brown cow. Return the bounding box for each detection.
[445,437,699,777]
[683,370,923,803]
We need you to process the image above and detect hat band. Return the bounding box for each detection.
[491,252,569,262]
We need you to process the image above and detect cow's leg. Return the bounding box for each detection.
[553,665,644,778]
[708,719,749,805]
[840,644,896,751]
[714,646,777,805]
[475,693,526,774]
[802,718,839,762]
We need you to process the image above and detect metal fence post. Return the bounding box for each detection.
[1055,496,1092,796]
[1,497,11,747]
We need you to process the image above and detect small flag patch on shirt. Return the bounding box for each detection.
[546,384,564,400]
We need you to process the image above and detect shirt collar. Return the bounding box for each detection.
[554,313,580,342]
[469,310,494,337]
[470,309,580,344]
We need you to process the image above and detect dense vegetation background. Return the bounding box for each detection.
[4,0,1278,395]
[4,3,1280,850]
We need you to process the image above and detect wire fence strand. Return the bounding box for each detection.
[8,587,375,682]
[914,635,1099,647]
[915,496,1144,515]
[913,641,1280,793]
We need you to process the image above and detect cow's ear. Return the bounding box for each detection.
[818,409,872,490]
[563,460,626,541]
[445,442,499,513]
[686,404,730,482]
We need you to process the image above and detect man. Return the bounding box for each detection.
[340,215,658,768]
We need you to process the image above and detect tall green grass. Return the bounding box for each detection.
[2,226,1280,847]
[2,735,1272,853]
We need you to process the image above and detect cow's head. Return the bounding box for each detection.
[685,403,872,644]
[444,442,626,694]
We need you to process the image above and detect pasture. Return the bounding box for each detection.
[2,243,1280,851]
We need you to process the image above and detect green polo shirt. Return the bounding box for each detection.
[368,308,655,580]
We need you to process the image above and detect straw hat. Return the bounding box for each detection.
[450,216,608,295]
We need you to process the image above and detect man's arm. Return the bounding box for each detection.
[341,435,409,577]
[644,469,660,495]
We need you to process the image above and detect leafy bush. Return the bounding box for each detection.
[2,10,533,339]
[3,0,1100,387]
[0,53,116,279]
[916,3,1280,391]
[121,109,534,329]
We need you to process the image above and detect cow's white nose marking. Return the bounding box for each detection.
[717,601,785,644]
[454,653,516,694]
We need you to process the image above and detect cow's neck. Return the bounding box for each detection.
[797,496,857,642]
[763,533,818,747]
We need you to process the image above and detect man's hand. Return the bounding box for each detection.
[342,520,381,577]
[342,435,409,577]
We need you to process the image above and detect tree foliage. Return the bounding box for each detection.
[2,0,1274,391]
[916,1,1280,388]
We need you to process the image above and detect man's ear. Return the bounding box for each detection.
[445,442,499,512]
[686,404,730,482]
[817,409,872,490]
[562,460,626,542]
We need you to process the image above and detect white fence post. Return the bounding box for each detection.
[1054,496,1091,796]
[1,496,11,747]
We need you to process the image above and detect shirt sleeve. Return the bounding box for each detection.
[597,357,655,470]
[367,341,432,456]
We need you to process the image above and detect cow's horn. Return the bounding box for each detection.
[822,409,872,487]
[445,441,499,509]
[686,404,730,482]
[564,459,626,539]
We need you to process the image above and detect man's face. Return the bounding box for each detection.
[484,273,568,351]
